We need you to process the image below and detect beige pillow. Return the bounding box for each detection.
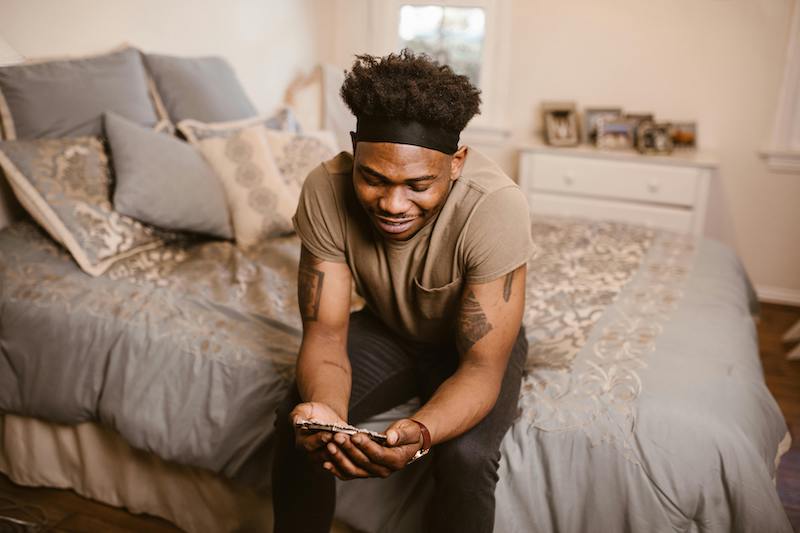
[178,116,297,249]
[264,128,339,195]
[0,137,171,276]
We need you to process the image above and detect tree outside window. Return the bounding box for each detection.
[398,5,486,89]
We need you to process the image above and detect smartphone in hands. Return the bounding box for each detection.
[295,419,388,445]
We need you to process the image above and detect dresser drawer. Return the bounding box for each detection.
[528,192,694,233]
[524,153,700,207]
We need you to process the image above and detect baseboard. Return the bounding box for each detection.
[757,285,800,307]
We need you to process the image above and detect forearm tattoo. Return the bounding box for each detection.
[456,290,494,353]
[502,272,513,302]
[298,252,325,321]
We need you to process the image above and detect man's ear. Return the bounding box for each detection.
[450,146,468,181]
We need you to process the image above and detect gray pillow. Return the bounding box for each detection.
[0,47,160,140]
[105,112,233,239]
[144,54,257,123]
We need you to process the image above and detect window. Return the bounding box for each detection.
[398,5,486,88]
[366,0,511,134]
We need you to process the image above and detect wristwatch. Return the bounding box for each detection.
[407,419,431,464]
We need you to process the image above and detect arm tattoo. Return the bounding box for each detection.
[298,254,325,321]
[456,290,494,354]
[502,272,513,302]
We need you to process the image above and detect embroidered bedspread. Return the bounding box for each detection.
[0,216,790,532]
[0,221,302,476]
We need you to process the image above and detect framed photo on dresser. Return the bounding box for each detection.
[583,107,622,144]
[596,117,636,149]
[542,101,580,146]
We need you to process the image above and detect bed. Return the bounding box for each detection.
[0,211,792,533]
[0,43,791,533]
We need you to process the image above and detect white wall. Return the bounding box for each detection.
[321,0,800,301]
[0,0,323,111]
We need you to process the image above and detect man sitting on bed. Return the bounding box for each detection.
[272,50,534,533]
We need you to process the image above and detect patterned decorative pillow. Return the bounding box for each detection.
[177,116,299,249]
[0,137,172,276]
[264,129,339,194]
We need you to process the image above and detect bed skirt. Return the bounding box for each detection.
[0,414,314,533]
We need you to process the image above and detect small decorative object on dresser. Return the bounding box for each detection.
[596,117,636,149]
[624,113,654,145]
[541,101,579,146]
[636,122,674,154]
[670,121,697,148]
[517,142,716,236]
[583,107,621,144]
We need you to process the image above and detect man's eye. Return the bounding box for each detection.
[410,185,430,192]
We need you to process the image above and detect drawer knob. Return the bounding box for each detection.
[563,173,575,186]
[647,179,661,193]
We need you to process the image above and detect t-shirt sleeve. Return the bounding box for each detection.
[462,186,536,283]
[292,164,347,263]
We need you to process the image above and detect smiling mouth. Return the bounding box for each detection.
[375,215,418,234]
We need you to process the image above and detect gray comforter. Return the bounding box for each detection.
[0,216,791,532]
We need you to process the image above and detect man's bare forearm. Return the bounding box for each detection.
[411,359,506,445]
[296,334,352,420]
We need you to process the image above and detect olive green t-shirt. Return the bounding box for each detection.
[292,148,535,343]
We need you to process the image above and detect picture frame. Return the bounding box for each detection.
[670,121,697,148]
[596,117,636,150]
[624,113,654,145]
[583,107,622,144]
[542,101,579,146]
[636,122,674,154]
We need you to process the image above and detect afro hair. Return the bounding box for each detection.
[340,49,482,133]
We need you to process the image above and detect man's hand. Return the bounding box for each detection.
[322,418,423,480]
[290,401,348,461]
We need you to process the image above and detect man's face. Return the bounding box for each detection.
[352,141,467,241]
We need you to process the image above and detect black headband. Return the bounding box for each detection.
[353,117,460,155]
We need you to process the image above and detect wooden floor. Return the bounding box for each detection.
[0,302,798,532]
[0,474,180,531]
[761,303,800,531]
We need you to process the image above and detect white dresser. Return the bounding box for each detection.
[518,142,717,236]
